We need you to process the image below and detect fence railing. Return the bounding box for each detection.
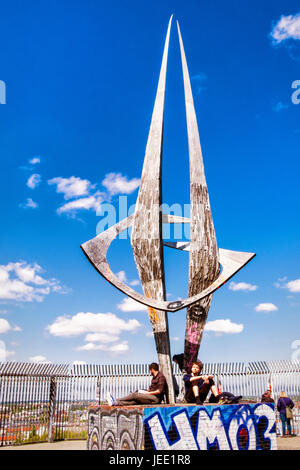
[0,360,299,446]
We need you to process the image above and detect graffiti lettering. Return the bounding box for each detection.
[144,404,277,450]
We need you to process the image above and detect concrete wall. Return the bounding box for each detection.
[87,403,277,450]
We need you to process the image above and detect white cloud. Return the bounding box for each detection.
[0,318,11,334]
[102,173,140,196]
[12,325,22,332]
[56,193,103,215]
[285,279,300,293]
[76,341,129,354]
[204,319,244,335]
[146,331,154,337]
[271,13,300,44]
[47,311,141,337]
[84,332,119,343]
[229,282,258,292]
[0,343,16,361]
[19,198,39,210]
[117,297,148,312]
[0,261,65,302]
[171,336,180,341]
[255,303,278,312]
[129,279,140,286]
[72,360,87,365]
[27,173,41,189]
[29,157,41,165]
[48,312,140,355]
[48,176,94,200]
[29,355,51,364]
[116,271,127,283]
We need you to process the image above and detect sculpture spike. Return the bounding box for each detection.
[177,21,220,372]
[131,15,175,402]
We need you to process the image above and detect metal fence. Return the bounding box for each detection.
[0,360,299,446]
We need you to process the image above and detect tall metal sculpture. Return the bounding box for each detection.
[81,17,255,403]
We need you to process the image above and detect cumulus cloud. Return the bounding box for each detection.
[47,311,140,356]
[285,279,300,292]
[129,279,140,286]
[47,311,140,338]
[116,271,127,283]
[84,332,119,343]
[271,13,300,44]
[48,176,94,200]
[255,303,278,312]
[29,157,41,165]
[229,282,258,292]
[27,173,41,189]
[0,261,66,302]
[29,355,51,364]
[204,319,244,335]
[102,173,140,196]
[56,193,103,215]
[0,342,16,361]
[117,297,148,312]
[76,341,129,354]
[19,198,39,210]
[0,318,11,334]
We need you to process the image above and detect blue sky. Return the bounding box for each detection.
[0,0,299,366]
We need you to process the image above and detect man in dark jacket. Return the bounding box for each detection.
[107,362,167,406]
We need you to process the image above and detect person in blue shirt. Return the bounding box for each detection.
[183,360,219,405]
[277,391,295,437]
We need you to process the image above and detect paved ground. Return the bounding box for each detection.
[0,440,87,450]
[0,436,299,450]
[277,435,300,451]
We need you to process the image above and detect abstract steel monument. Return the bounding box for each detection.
[81,16,255,403]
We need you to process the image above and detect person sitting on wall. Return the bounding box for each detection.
[183,360,220,405]
[173,353,184,372]
[107,362,167,406]
[261,390,274,403]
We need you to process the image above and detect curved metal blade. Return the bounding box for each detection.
[177,21,220,371]
[130,15,174,401]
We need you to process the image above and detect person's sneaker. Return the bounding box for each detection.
[106,391,116,406]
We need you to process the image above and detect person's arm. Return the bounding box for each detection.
[290,398,295,409]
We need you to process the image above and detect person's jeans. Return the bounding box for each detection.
[280,412,292,435]
[115,392,160,406]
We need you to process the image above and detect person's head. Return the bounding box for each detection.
[149,362,159,376]
[264,390,271,397]
[172,355,178,364]
[280,391,287,398]
[191,360,203,375]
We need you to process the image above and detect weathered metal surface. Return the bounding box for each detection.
[81,216,255,313]
[177,21,220,372]
[81,19,257,396]
[130,16,174,403]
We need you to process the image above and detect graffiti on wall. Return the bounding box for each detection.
[88,407,144,450]
[144,404,277,450]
